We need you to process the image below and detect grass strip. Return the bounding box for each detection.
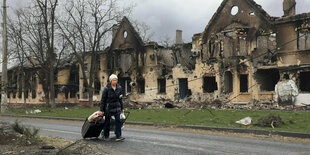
[3,107,310,133]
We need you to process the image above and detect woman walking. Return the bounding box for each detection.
[100,74,125,141]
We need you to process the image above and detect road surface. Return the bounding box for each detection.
[0,116,309,155]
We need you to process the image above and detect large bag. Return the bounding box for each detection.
[88,111,104,122]
[81,118,105,138]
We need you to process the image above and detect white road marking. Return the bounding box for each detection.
[41,128,81,135]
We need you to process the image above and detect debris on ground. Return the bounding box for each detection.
[236,117,252,126]
[125,97,310,112]
[26,109,42,114]
[255,114,284,128]
[0,121,73,155]
[57,139,109,155]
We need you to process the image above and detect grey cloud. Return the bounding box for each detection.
[132,0,310,43]
[4,0,310,43]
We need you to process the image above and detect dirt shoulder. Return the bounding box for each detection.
[0,120,126,155]
[0,121,73,155]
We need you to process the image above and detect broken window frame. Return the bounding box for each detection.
[96,56,101,71]
[111,56,115,69]
[107,55,112,69]
[208,40,215,58]
[6,72,11,99]
[12,73,17,99]
[54,85,60,98]
[118,52,132,74]
[64,86,69,99]
[31,75,37,99]
[69,65,79,84]
[123,31,128,39]
[119,77,132,96]
[158,78,166,94]
[137,78,145,94]
[298,30,310,50]
[69,85,79,98]
[94,77,101,95]
[255,69,280,92]
[24,72,30,99]
[220,40,224,57]
[138,53,145,67]
[240,74,249,93]
[179,78,189,99]
[18,73,22,99]
[203,76,218,93]
[115,55,119,68]
[224,71,233,93]
[230,5,239,16]
[299,71,310,93]
[249,12,255,16]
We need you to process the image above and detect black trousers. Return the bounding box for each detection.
[103,113,121,138]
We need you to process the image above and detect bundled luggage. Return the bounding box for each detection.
[81,111,130,138]
[88,111,104,122]
[81,111,104,138]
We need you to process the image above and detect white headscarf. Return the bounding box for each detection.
[109,74,118,82]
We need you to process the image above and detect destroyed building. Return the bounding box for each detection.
[4,0,310,108]
[5,57,80,106]
[188,0,310,107]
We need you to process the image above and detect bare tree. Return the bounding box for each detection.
[131,19,154,42]
[57,0,133,107]
[7,0,67,108]
[159,34,174,48]
[7,10,28,106]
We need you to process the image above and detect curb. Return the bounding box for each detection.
[1,114,310,139]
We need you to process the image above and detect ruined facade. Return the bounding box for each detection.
[189,0,310,107]
[6,60,80,105]
[5,0,310,108]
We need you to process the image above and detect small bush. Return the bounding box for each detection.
[255,114,284,128]
[11,120,41,145]
[12,120,25,134]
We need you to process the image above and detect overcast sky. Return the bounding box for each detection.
[5,0,310,43]
[1,0,309,71]
[130,0,310,42]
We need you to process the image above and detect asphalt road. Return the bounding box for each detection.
[1,116,310,155]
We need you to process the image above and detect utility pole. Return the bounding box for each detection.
[1,0,8,113]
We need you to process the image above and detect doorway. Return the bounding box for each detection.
[179,78,188,99]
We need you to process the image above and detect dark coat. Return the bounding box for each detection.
[100,83,123,116]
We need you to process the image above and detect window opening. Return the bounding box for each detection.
[203,76,218,93]
[158,78,166,93]
[240,74,248,92]
[224,71,233,93]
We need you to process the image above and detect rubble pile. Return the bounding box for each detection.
[126,98,309,111]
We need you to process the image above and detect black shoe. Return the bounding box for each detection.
[115,137,125,142]
[103,137,110,141]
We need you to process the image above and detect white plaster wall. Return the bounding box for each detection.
[295,93,310,106]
